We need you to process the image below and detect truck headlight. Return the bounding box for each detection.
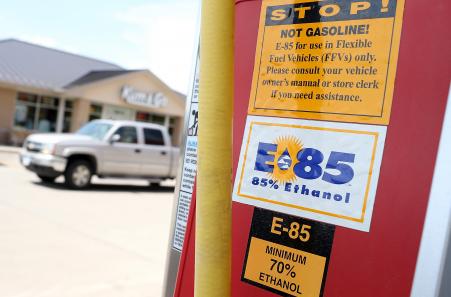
[41,143,55,155]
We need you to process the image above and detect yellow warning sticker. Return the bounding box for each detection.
[245,238,326,296]
[248,0,405,125]
[242,208,335,297]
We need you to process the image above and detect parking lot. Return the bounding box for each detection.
[0,147,175,297]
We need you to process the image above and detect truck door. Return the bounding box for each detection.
[139,127,171,177]
[102,125,142,175]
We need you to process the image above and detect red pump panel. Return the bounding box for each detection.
[174,0,451,296]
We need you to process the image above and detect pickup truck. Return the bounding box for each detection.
[19,120,180,189]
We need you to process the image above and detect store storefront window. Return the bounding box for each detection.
[153,114,165,125]
[169,117,176,136]
[136,111,165,125]
[89,104,103,121]
[14,93,59,132]
[63,100,74,132]
[37,96,58,132]
[14,93,37,130]
[136,111,149,122]
[103,105,135,121]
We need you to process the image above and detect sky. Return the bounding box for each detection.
[0,0,200,93]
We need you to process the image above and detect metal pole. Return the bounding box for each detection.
[195,0,233,295]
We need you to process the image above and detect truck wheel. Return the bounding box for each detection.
[37,174,56,183]
[65,160,92,189]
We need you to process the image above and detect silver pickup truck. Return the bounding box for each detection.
[19,120,179,189]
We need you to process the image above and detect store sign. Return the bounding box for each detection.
[121,85,168,108]
[232,116,386,231]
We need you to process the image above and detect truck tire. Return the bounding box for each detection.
[65,159,92,189]
[148,181,161,188]
[37,174,56,183]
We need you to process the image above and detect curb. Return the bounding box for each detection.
[0,146,22,154]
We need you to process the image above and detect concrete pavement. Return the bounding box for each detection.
[0,144,21,154]
[0,150,176,297]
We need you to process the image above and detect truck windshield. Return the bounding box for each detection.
[76,122,113,140]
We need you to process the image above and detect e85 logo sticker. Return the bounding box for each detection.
[233,116,386,232]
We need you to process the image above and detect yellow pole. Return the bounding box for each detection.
[195,0,233,296]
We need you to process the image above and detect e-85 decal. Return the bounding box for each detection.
[254,138,355,185]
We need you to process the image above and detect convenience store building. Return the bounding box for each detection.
[0,39,185,146]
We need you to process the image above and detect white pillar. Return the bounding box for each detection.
[164,115,170,128]
[56,97,65,133]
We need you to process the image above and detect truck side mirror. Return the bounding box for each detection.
[110,134,121,144]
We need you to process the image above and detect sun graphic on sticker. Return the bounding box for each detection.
[268,136,303,184]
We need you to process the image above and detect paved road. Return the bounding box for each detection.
[0,150,175,297]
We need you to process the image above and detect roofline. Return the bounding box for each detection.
[63,69,143,88]
[0,39,187,99]
[63,69,145,90]
[62,69,186,105]
[0,69,186,102]
[0,80,64,95]
[0,38,124,70]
